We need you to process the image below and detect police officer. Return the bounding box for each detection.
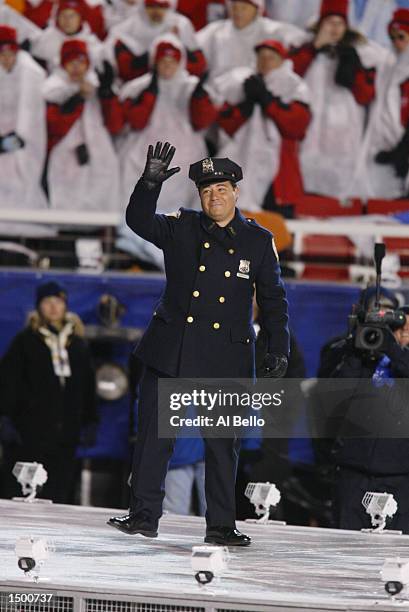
[108,141,289,546]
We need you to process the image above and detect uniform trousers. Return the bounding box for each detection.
[130,366,241,527]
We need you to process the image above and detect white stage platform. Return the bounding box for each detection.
[0,499,409,612]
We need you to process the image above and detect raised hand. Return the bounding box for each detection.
[142,141,181,189]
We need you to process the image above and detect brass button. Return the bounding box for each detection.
[224,271,231,278]
[219,296,225,303]
[153,311,157,316]
[213,322,220,330]
[246,339,250,344]
[187,316,194,323]
[204,242,210,249]
[193,290,200,298]
[228,249,235,255]
[199,265,206,272]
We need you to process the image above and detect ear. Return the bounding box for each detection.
[234,185,240,202]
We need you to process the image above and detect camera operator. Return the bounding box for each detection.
[321,298,409,533]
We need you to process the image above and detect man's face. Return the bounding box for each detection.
[156,55,179,79]
[394,314,409,347]
[57,8,82,34]
[319,15,347,44]
[257,48,283,75]
[390,27,409,54]
[38,296,67,326]
[230,1,258,30]
[145,6,167,23]
[199,181,238,226]
[64,57,89,81]
[0,48,17,72]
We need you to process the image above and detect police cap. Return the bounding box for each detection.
[189,157,243,187]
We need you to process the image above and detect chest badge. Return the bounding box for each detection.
[237,259,250,279]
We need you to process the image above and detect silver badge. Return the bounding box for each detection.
[239,260,250,274]
[202,158,214,174]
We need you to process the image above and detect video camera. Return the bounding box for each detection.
[349,244,406,353]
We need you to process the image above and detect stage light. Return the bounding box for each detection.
[361,492,398,532]
[191,545,229,585]
[12,462,48,503]
[245,482,281,523]
[381,558,409,598]
[15,537,49,582]
[96,363,129,401]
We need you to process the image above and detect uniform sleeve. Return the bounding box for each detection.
[114,40,149,82]
[218,100,253,137]
[289,43,317,77]
[255,235,290,357]
[125,178,180,248]
[400,78,409,128]
[123,90,156,130]
[262,98,311,140]
[186,48,207,77]
[100,95,125,135]
[189,84,219,130]
[46,95,84,152]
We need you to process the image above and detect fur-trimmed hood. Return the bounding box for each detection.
[27,310,85,337]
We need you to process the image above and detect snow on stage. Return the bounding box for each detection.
[0,498,409,612]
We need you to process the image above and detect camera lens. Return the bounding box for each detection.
[358,326,384,351]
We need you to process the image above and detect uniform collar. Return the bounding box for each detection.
[200,208,246,239]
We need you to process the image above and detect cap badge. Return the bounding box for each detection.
[202,158,214,174]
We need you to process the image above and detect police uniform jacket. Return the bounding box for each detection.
[126,179,289,378]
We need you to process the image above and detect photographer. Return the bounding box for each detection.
[318,296,409,533]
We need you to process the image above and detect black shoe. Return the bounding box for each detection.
[107,513,158,537]
[205,526,251,546]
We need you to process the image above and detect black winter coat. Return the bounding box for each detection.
[0,314,97,453]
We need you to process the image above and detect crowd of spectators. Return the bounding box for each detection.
[0,0,409,242]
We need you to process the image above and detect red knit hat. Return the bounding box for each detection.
[154,41,182,63]
[57,0,84,20]
[388,9,409,35]
[231,0,265,11]
[0,25,18,52]
[255,39,287,58]
[60,39,89,66]
[320,0,348,20]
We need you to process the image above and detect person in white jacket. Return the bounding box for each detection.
[216,39,311,211]
[0,25,48,234]
[197,0,305,83]
[104,0,206,82]
[44,38,121,212]
[289,0,385,198]
[353,8,409,199]
[31,0,103,70]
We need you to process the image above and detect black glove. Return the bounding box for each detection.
[334,45,361,89]
[142,141,181,189]
[375,127,409,178]
[0,132,25,154]
[131,51,149,72]
[261,353,288,378]
[191,71,208,100]
[97,60,115,98]
[243,74,272,107]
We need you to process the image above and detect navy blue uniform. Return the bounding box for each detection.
[126,178,289,527]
